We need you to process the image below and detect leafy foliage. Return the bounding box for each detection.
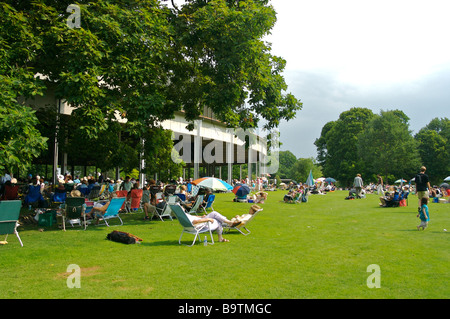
[1,0,301,174]
[415,117,450,184]
[357,110,421,181]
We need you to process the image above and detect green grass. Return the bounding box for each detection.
[1,191,449,299]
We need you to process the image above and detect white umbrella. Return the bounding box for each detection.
[395,179,407,183]
[444,176,450,182]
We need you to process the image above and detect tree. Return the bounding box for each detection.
[168,0,302,131]
[317,107,375,186]
[314,120,336,168]
[277,150,297,179]
[290,157,322,185]
[1,0,302,174]
[0,2,48,172]
[415,117,450,183]
[357,110,421,183]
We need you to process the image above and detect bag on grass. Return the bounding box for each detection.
[106,230,143,245]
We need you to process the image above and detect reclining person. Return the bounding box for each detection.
[184,208,241,243]
[254,191,268,204]
[229,204,261,227]
[87,192,117,223]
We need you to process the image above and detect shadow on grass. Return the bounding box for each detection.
[140,240,180,246]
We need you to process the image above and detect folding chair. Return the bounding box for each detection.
[164,184,177,196]
[149,185,161,196]
[24,185,45,207]
[202,194,215,213]
[186,195,204,215]
[224,208,263,236]
[88,185,101,200]
[175,193,187,204]
[115,190,129,211]
[52,189,67,207]
[169,204,215,246]
[2,184,19,200]
[62,197,86,231]
[155,195,177,221]
[98,184,107,197]
[126,188,143,212]
[0,200,23,246]
[96,197,126,227]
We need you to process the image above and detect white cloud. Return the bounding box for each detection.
[266,0,450,159]
[267,0,450,86]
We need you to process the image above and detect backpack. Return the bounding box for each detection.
[106,230,142,244]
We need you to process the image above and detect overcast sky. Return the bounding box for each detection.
[265,0,450,159]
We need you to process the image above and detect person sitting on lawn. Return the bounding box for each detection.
[254,191,268,204]
[283,190,296,203]
[142,184,158,220]
[379,187,400,207]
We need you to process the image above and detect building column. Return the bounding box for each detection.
[193,120,202,180]
[52,99,61,186]
[139,138,145,187]
[227,129,233,185]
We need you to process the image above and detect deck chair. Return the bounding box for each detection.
[155,195,177,221]
[62,197,87,231]
[175,193,187,204]
[149,185,161,196]
[52,189,67,206]
[186,195,204,215]
[0,200,23,246]
[202,194,215,213]
[96,197,126,227]
[98,184,107,197]
[78,187,90,197]
[126,188,143,212]
[2,184,19,200]
[164,184,177,196]
[169,204,215,246]
[115,190,129,211]
[88,185,101,200]
[23,185,45,207]
[224,208,263,236]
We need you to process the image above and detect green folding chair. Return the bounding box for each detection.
[169,204,215,246]
[62,197,87,231]
[0,200,23,247]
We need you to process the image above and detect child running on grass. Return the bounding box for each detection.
[417,197,430,230]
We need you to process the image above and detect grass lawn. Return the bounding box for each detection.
[0,190,449,299]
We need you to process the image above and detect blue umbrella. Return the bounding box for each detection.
[325,177,336,183]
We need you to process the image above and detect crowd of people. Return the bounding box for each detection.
[1,165,448,235]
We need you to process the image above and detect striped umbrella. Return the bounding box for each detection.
[191,177,233,191]
[232,184,251,197]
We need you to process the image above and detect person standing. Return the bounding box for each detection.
[377,174,384,195]
[353,174,364,199]
[414,166,431,210]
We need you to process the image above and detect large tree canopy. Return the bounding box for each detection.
[1,0,301,172]
[357,110,421,181]
[415,117,450,184]
[314,107,375,186]
[315,108,448,186]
